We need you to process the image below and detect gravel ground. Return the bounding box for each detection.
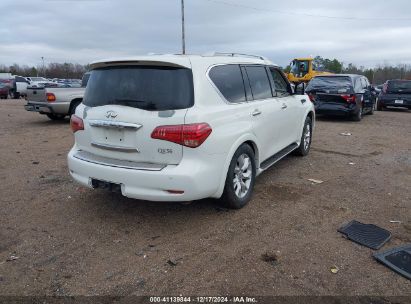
[0,99,410,297]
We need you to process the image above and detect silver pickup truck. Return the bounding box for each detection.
[24,73,90,120]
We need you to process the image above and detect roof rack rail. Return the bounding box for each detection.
[204,52,267,61]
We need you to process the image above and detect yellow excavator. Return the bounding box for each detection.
[286,57,331,87]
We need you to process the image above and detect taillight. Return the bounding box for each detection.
[151,123,212,148]
[70,115,84,133]
[308,93,315,102]
[340,94,356,103]
[46,92,56,102]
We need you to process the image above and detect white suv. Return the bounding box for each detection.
[68,53,314,209]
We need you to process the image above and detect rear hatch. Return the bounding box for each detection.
[75,63,194,166]
[306,76,355,103]
[382,80,411,102]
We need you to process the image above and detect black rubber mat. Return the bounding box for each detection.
[374,244,411,281]
[338,220,391,249]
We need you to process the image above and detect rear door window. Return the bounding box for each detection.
[83,66,194,111]
[245,66,273,100]
[209,64,246,103]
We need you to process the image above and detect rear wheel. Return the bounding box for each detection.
[352,106,363,121]
[46,113,66,120]
[221,144,256,209]
[294,116,312,156]
[13,92,20,99]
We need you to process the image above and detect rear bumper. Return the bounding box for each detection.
[379,98,411,108]
[67,148,227,202]
[314,102,358,116]
[24,101,70,115]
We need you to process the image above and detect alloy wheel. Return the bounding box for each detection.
[233,153,252,198]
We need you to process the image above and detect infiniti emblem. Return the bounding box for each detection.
[105,110,118,119]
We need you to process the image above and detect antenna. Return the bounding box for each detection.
[181,0,186,54]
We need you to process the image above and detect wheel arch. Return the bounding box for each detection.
[211,134,260,199]
[69,98,83,115]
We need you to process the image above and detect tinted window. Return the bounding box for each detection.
[360,78,368,89]
[81,73,90,87]
[387,80,411,93]
[209,65,246,103]
[15,76,26,82]
[270,68,289,96]
[245,66,273,100]
[83,66,194,111]
[306,76,354,94]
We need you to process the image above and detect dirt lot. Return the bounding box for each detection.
[0,99,410,297]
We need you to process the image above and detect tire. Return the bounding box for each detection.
[294,116,312,156]
[13,92,20,99]
[368,102,375,115]
[377,99,384,111]
[352,106,363,121]
[46,113,66,120]
[220,144,256,209]
[69,99,82,116]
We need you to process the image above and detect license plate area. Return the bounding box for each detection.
[91,127,137,148]
[91,179,122,193]
[395,100,404,104]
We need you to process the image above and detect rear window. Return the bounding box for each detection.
[387,80,411,93]
[83,66,194,111]
[306,76,353,94]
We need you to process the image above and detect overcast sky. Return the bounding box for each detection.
[1,0,411,68]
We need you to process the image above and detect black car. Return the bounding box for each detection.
[377,79,411,110]
[305,74,377,121]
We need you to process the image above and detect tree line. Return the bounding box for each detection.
[1,57,411,84]
[0,63,90,79]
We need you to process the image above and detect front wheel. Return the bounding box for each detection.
[377,99,384,111]
[220,144,256,209]
[294,116,312,156]
[368,102,375,115]
[46,113,66,120]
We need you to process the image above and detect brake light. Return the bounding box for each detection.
[70,115,84,133]
[46,93,56,102]
[308,93,315,102]
[151,123,212,148]
[340,94,356,103]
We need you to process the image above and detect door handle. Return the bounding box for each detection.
[281,103,288,109]
[251,109,262,116]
